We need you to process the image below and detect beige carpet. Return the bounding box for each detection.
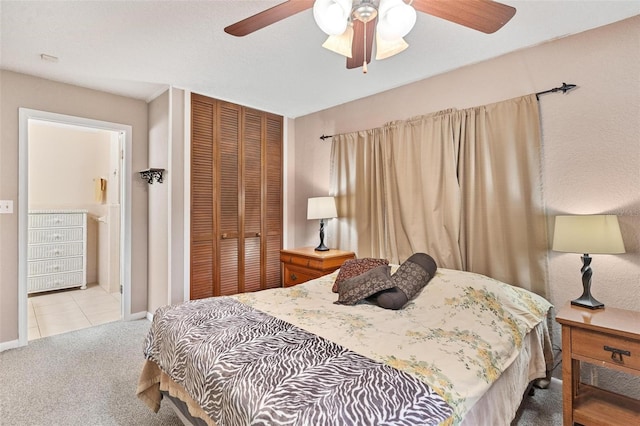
[0,319,181,425]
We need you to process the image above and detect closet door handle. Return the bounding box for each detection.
[255,232,261,237]
[221,233,228,239]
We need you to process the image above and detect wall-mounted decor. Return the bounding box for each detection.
[139,168,165,184]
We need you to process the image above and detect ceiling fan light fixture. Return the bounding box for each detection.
[376,0,416,40]
[375,32,409,60]
[352,0,378,23]
[313,0,353,35]
[322,25,354,57]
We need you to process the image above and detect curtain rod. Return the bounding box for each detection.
[535,82,577,100]
[319,82,577,140]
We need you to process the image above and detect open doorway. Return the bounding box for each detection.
[18,109,133,346]
[27,120,121,339]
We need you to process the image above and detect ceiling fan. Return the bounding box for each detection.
[225,0,516,72]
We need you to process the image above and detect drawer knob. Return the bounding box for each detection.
[290,273,298,281]
[604,345,631,363]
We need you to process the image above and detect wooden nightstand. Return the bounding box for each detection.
[556,303,640,425]
[280,247,355,287]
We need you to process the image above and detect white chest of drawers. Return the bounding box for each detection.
[28,210,88,294]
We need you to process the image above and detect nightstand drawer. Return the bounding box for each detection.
[573,328,640,372]
[283,265,322,287]
[280,247,355,287]
[284,255,310,267]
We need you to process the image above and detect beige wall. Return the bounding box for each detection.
[147,87,186,314]
[28,122,111,210]
[147,90,170,312]
[292,16,640,394]
[169,88,186,306]
[28,122,113,285]
[0,70,149,344]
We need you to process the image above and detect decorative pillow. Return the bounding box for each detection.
[334,265,394,305]
[372,287,408,311]
[373,253,437,310]
[332,258,390,293]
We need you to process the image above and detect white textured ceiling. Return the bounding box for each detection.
[1,1,639,118]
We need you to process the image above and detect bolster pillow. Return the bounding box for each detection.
[374,253,437,310]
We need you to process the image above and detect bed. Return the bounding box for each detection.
[137,262,553,426]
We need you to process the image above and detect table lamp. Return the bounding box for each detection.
[552,215,625,309]
[307,197,338,251]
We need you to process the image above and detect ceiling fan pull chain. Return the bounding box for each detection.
[363,20,368,74]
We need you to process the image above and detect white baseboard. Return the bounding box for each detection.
[126,311,149,321]
[0,339,23,352]
[146,311,153,321]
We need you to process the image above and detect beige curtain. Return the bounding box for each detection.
[330,130,387,258]
[330,94,549,296]
[457,94,548,295]
[382,110,463,268]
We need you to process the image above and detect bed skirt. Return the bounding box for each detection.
[137,359,218,426]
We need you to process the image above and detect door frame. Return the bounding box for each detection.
[17,108,133,346]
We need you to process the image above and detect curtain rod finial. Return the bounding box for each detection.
[536,82,578,100]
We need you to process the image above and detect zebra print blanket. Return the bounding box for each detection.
[143,297,453,426]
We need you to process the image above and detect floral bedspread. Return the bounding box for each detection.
[233,268,552,424]
[143,297,453,426]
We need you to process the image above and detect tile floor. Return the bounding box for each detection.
[28,283,121,340]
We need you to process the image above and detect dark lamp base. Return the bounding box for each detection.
[571,296,604,310]
[315,218,330,252]
[572,253,605,310]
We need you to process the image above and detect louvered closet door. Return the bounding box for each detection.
[190,93,282,298]
[265,113,283,289]
[243,108,263,293]
[218,102,241,296]
[190,95,216,299]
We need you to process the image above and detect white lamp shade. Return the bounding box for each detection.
[307,197,338,220]
[552,215,625,254]
[322,25,354,57]
[313,0,353,36]
[376,0,416,40]
[375,32,408,60]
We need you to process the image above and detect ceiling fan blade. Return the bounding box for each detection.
[347,18,376,69]
[224,0,314,37]
[412,0,516,34]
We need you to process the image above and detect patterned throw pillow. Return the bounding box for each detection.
[334,265,394,305]
[332,258,390,293]
[374,253,437,310]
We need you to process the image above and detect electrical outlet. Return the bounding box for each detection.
[0,200,14,214]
